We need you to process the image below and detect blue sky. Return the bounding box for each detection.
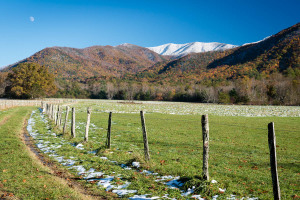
[0,0,299,68]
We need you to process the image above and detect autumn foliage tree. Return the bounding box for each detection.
[6,63,57,99]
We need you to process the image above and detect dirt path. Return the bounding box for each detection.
[20,116,108,200]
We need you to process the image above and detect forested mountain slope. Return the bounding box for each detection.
[3,44,167,81]
[138,23,299,83]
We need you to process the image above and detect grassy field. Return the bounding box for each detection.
[1,101,299,199]
[30,100,299,199]
[0,106,96,199]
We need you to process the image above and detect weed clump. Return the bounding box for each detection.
[181,176,220,198]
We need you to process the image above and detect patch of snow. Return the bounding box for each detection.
[212,195,219,200]
[211,179,218,184]
[54,156,64,163]
[132,162,140,168]
[97,176,115,191]
[129,195,160,200]
[61,159,76,166]
[219,188,226,193]
[121,164,132,170]
[181,188,194,196]
[70,165,86,175]
[140,170,158,175]
[191,195,205,200]
[147,42,237,57]
[112,189,138,196]
[85,171,104,179]
[75,143,84,150]
[88,150,97,154]
[165,177,184,188]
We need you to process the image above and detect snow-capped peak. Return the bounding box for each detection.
[147,42,238,57]
[242,35,272,46]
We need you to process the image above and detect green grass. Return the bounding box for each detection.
[36,101,300,199]
[0,107,90,199]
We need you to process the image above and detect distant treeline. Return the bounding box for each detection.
[1,63,299,105]
[52,72,300,105]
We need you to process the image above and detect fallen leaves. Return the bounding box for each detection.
[0,193,15,198]
[251,166,259,170]
[292,194,300,199]
[148,184,156,190]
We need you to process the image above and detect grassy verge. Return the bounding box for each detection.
[38,101,299,199]
[0,107,93,199]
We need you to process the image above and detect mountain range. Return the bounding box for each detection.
[3,44,167,80]
[2,23,299,85]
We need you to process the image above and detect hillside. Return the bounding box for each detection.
[1,23,299,105]
[4,23,298,84]
[3,44,167,81]
[140,23,300,83]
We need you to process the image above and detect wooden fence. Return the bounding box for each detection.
[0,99,72,110]
[42,103,281,199]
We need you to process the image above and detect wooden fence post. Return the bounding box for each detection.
[46,103,48,115]
[63,106,70,135]
[52,104,55,121]
[84,107,92,142]
[56,105,60,126]
[268,122,281,200]
[202,114,209,181]
[71,107,76,138]
[50,104,53,119]
[47,104,50,116]
[140,111,150,161]
[58,106,63,127]
[106,112,112,149]
[54,105,58,124]
[49,104,52,119]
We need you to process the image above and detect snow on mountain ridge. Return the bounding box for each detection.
[147,42,238,57]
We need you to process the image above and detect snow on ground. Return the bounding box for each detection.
[27,109,260,199]
[73,100,300,117]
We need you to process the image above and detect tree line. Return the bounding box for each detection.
[1,63,299,105]
[53,72,300,105]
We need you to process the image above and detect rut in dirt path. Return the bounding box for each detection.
[21,118,108,200]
